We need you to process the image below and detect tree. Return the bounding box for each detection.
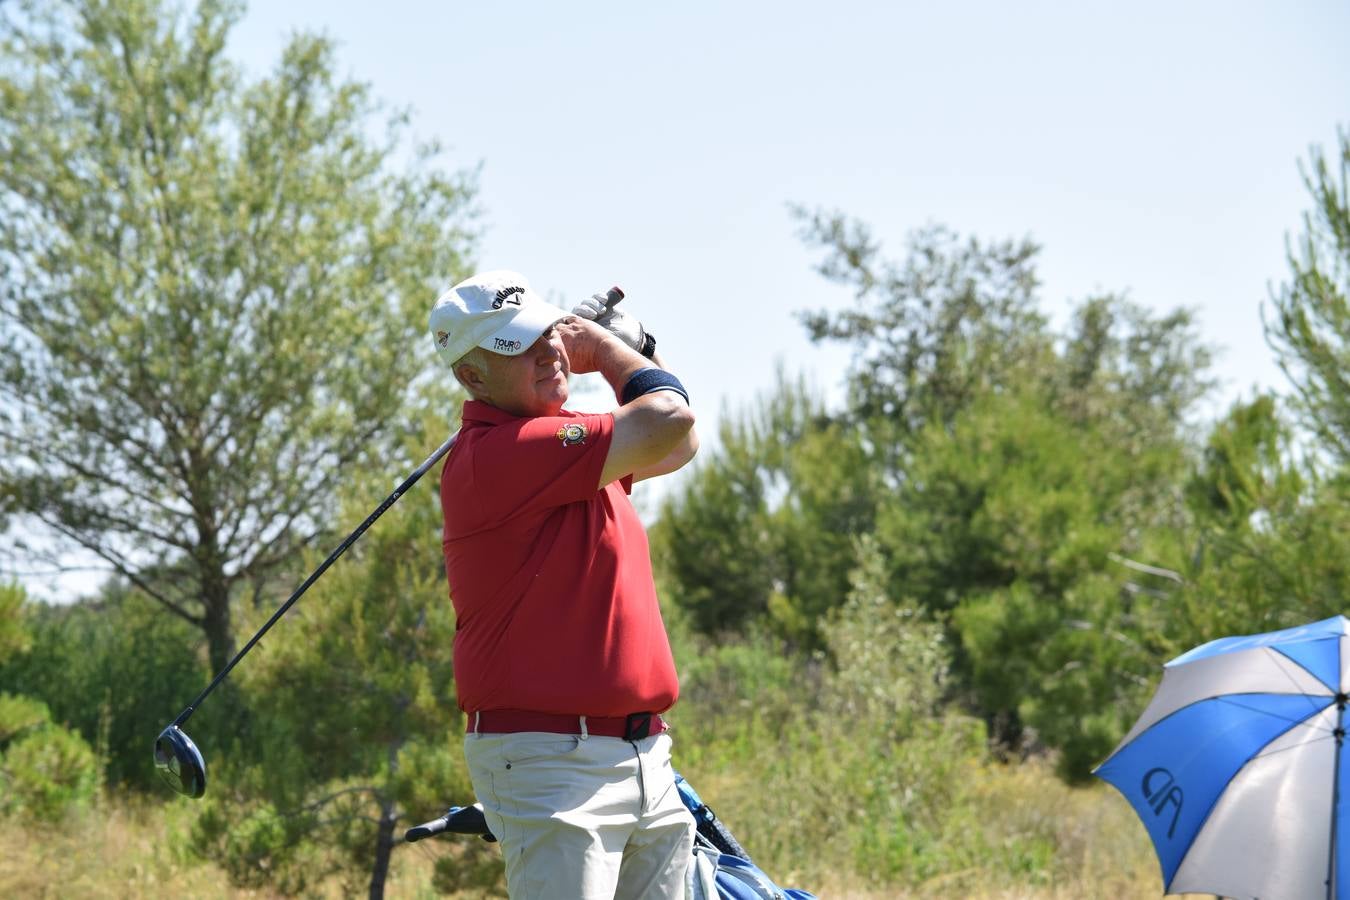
[1176,394,1350,647]
[651,373,879,647]
[795,210,1213,466]
[1054,294,1215,450]
[0,0,477,673]
[881,387,1185,774]
[794,211,1053,465]
[1265,128,1350,464]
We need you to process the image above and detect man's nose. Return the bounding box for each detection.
[535,335,560,361]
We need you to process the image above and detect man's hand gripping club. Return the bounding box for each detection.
[555,288,696,487]
[571,288,653,358]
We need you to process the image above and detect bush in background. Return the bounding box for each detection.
[0,693,100,823]
[0,584,205,792]
[667,536,1076,892]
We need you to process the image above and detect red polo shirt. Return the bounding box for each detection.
[440,400,679,718]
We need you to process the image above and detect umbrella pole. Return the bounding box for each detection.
[1328,693,1347,900]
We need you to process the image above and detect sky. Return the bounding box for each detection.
[15,1,1350,601]
[225,0,1348,427]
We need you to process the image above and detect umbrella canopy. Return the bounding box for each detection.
[1095,615,1350,900]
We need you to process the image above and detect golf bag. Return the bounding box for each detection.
[405,770,816,899]
[675,774,816,900]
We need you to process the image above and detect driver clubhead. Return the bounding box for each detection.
[154,725,206,799]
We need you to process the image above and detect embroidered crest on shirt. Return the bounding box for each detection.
[556,423,587,446]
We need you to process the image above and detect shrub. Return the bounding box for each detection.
[0,693,100,823]
[0,585,205,791]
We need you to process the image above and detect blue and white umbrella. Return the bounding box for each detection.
[1095,615,1350,900]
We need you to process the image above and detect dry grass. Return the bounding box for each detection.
[0,798,243,899]
[0,772,1221,899]
[0,797,450,899]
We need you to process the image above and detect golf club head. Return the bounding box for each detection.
[154,725,207,799]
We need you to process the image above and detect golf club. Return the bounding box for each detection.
[153,286,624,799]
[153,430,459,798]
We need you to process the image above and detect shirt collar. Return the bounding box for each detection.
[462,399,519,426]
[461,399,578,426]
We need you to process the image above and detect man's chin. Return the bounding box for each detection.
[537,384,568,417]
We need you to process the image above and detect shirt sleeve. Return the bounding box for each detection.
[467,412,614,526]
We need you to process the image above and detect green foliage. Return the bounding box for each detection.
[668,538,1099,889]
[432,848,510,898]
[883,387,1184,773]
[1186,394,1303,528]
[1175,394,1350,646]
[0,693,100,823]
[0,693,53,743]
[0,585,103,824]
[795,214,1052,448]
[651,405,781,637]
[0,580,30,661]
[1266,127,1350,464]
[1055,295,1215,440]
[823,535,949,726]
[662,217,1216,779]
[765,419,880,641]
[0,0,477,672]
[652,373,880,647]
[0,584,205,791]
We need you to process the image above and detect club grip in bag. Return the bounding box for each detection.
[675,773,753,863]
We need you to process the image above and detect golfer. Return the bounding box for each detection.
[430,270,698,899]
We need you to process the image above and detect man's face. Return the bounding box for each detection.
[476,324,571,417]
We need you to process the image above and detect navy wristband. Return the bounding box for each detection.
[620,367,689,405]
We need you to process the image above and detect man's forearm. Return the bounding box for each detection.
[625,347,698,479]
[594,337,655,398]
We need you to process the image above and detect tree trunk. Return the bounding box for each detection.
[368,735,405,900]
[368,795,397,900]
[201,573,235,676]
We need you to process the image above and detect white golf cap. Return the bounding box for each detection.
[429,270,563,365]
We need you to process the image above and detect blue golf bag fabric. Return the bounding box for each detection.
[688,845,817,900]
[676,772,817,900]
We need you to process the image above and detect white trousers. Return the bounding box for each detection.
[464,729,694,900]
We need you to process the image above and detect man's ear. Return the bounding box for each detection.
[455,361,487,397]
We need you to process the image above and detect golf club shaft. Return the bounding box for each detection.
[171,431,459,728]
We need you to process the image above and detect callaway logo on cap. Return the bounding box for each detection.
[428,270,563,366]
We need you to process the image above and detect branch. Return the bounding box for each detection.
[34,515,202,624]
[30,488,196,552]
[0,353,191,496]
[1108,552,1183,584]
[283,785,380,818]
[314,813,382,829]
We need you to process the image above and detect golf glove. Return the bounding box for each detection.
[571,292,651,356]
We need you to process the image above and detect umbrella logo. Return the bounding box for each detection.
[1142,767,1183,839]
[1095,616,1350,898]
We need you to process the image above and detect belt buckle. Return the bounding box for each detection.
[623,712,655,741]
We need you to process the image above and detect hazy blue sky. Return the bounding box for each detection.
[230,0,1349,427]
[17,1,1350,600]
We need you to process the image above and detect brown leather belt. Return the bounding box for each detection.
[470,709,667,740]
